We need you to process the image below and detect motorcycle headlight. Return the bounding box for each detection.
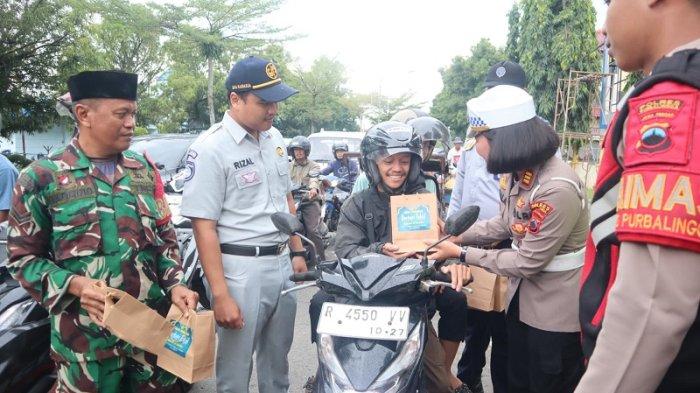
[0,298,34,332]
[318,334,355,391]
[367,323,423,393]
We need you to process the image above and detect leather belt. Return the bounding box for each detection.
[220,243,288,257]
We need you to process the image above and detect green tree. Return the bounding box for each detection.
[276,56,361,135]
[517,0,599,132]
[363,92,419,125]
[59,0,171,127]
[0,0,83,136]
[505,3,521,62]
[170,0,286,126]
[431,39,505,135]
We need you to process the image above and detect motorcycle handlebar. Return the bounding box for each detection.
[428,267,474,286]
[430,271,452,283]
[289,271,319,282]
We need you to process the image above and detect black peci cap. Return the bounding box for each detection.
[484,61,527,89]
[225,56,298,103]
[68,70,138,101]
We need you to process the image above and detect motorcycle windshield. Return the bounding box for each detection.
[326,254,426,302]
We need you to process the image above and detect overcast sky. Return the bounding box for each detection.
[266,0,607,110]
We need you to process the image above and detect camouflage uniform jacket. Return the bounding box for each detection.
[7,138,185,363]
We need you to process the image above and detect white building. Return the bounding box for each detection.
[0,125,72,159]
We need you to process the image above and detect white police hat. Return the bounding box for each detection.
[466,85,536,137]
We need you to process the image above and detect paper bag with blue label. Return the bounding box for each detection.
[390,193,439,253]
[156,305,215,383]
[93,281,170,355]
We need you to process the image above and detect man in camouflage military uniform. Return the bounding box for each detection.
[7,70,198,393]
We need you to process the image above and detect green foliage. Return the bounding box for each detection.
[134,126,149,136]
[623,70,644,91]
[505,3,521,62]
[276,56,361,135]
[516,0,599,132]
[58,0,170,128]
[431,39,505,135]
[170,0,287,125]
[0,0,84,137]
[362,92,419,125]
[6,153,32,170]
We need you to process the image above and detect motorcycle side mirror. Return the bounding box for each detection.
[421,205,480,266]
[271,212,304,236]
[444,205,480,236]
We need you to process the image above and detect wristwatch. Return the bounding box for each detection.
[290,250,306,259]
[459,248,468,264]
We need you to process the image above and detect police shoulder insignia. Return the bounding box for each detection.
[520,169,535,189]
[528,201,554,234]
[499,175,508,191]
[625,85,695,167]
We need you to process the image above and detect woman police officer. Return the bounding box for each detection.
[428,85,589,393]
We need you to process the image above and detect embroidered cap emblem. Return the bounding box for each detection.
[496,66,506,78]
[266,63,278,80]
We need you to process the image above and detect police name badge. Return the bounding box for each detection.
[390,193,439,253]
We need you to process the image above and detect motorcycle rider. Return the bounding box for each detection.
[352,114,444,197]
[289,135,326,261]
[320,141,359,191]
[310,121,473,393]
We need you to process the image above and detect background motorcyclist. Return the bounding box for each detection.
[288,135,326,261]
[447,137,464,172]
[311,121,472,393]
[320,141,359,190]
[319,141,358,223]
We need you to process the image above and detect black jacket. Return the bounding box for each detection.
[335,179,428,259]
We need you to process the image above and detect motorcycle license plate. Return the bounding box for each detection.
[317,303,410,341]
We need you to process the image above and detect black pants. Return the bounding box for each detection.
[506,290,584,393]
[656,304,700,393]
[435,287,470,342]
[309,290,336,343]
[457,309,508,393]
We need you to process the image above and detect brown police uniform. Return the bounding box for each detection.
[460,155,589,392]
[576,38,700,393]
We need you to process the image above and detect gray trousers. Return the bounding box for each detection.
[206,251,297,393]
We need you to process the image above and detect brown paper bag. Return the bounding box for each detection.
[156,305,215,383]
[93,282,170,355]
[390,193,439,253]
[465,266,508,312]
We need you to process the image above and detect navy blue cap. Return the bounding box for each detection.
[225,56,298,103]
[68,70,138,101]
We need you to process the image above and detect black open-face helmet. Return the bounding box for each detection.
[332,141,349,153]
[287,135,311,157]
[407,116,451,158]
[360,121,422,192]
